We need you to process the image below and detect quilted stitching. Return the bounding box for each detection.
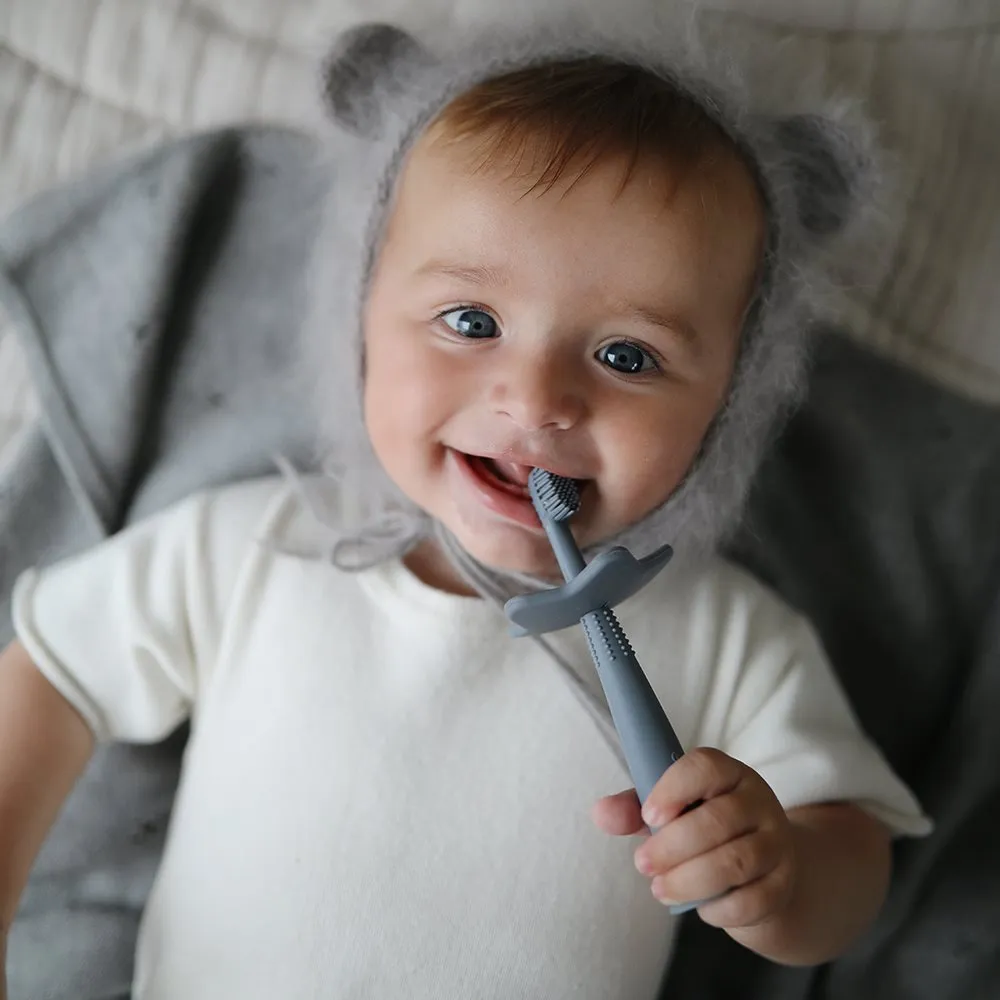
[0,317,37,468]
[709,3,1000,32]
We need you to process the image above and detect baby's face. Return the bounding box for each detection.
[363,129,764,576]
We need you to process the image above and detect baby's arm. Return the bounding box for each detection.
[0,640,94,992]
[594,749,891,966]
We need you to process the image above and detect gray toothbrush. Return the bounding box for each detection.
[504,467,719,916]
[523,468,685,806]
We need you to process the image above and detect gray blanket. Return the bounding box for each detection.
[1,127,997,1000]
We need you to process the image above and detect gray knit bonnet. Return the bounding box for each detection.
[300,8,876,586]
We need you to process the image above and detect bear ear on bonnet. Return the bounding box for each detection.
[321,23,436,139]
[769,112,876,242]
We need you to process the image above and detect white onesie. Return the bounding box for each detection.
[12,477,930,1000]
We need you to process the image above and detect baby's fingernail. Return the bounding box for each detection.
[650,879,676,905]
[634,851,654,876]
[642,804,664,828]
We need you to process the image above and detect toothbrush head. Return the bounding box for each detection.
[529,468,581,523]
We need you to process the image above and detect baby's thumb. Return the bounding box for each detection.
[591,789,647,837]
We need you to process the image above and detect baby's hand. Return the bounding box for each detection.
[592,748,796,929]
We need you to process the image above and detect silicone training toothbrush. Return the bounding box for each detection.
[522,468,685,803]
[504,467,717,916]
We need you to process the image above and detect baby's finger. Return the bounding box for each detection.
[693,863,796,930]
[592,789,646,836]
[642,748,745,828]
[634,792,755,875]
[648,829,782,909]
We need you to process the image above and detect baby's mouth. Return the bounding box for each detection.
[452,449,591,529]
[468,454,590,500]
[470,456,533,497]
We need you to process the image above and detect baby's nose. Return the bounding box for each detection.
[489,351,586,432]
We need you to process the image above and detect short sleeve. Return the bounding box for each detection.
[710,577,932,838]
[10,477,285,744]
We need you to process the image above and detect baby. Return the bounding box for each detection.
[0,14,930,1000]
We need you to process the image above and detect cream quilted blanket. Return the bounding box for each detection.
[2,0,999,464]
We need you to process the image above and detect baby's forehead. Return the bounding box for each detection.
[378,129,765,350]
[399,127,763,266]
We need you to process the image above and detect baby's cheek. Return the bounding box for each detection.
[365,329,424,418]
[601,433,697,531]
[365,350,453,474]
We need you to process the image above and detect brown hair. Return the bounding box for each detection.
[432,57,737,195]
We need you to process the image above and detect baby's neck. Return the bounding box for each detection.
[403,540,482,597]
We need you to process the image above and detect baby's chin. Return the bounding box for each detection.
[456,523,626,584]
[458,532,562,583]
[446,500,623,578]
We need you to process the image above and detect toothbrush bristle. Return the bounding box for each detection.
[528,468,580,522]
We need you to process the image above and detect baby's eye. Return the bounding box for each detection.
[439,307,499,339]
[597,341,658,375]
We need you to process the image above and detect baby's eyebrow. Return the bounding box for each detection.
[416,259,511,288]
[625,305,702,355]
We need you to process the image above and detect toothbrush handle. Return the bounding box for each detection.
[545,518,587,579]
[581,606,686,806]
